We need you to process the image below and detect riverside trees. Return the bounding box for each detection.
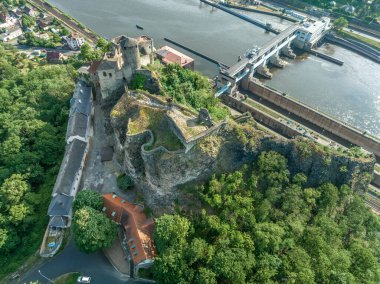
[153,151,380,284]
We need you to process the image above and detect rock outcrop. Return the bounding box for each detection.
[110,92,375,209]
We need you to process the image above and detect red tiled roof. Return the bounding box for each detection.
[156,46,194,67]
[88,60,101,74]
[46,51,62,61]
[103,193,157,265]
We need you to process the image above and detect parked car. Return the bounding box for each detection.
[77,275,91,283]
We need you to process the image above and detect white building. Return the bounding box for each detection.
[63,32,86,50]
[342,5,355,14]
[293,17,331,49]
[0,25,22,42]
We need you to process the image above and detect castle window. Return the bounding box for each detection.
[109,73,112,77]
[103,72,107,77]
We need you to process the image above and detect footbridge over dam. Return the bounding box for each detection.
[217,23,300,96]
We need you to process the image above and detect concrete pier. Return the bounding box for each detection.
[281,45,296,59]
[269,55,286,68]
[256,65,273,79]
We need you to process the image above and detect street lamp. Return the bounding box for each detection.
[38,270,53,283]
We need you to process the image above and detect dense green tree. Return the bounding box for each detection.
[72,206,118,253]
[0,43,75,277]
[0,174,29,206]
[72,189,103,212]
[152,149,380,283]
[333,17,349,30]
[154,214,191,253]
[156,64,229,121]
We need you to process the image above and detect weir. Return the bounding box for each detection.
[200,0,280,34]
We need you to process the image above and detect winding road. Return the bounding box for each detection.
[17,239,149,284]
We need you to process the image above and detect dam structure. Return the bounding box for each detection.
[215,17,333,97]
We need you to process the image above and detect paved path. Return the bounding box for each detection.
[18,239,149,284]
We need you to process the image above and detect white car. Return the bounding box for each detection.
[77,276,91,283]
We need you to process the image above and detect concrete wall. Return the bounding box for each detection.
[221,95,300,138]
[373,171,380,188]
[241,78,380,158]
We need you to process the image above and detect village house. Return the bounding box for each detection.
[102,193,157,276]
[155,45,194,70]
[37,19,50,30]
[10,8,23,19]
[0,11,8,23]
[0,25,22,42]
[63,32,86,50]
[24,6,37,17]
[47,50,64,63]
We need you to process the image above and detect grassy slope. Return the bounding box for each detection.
[128,106,183,151]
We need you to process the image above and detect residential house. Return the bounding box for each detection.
[0,25,22,42]
[37,16,53,30]
[47,194,74,228]
[0,12,8,23]
[47,51,64,63]
[24,6,37,17]
[63,32,86,50]
[342,5,355,14]
[155,45,194,70]
[102,193,157,276]
[10,8,23,19]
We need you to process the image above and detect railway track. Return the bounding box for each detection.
[366,191,380,215]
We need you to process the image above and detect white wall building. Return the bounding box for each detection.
[0,25,22,42]
[293,17,331,49]
[63,33,86,50]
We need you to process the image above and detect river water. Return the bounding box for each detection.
[48,0,380,137]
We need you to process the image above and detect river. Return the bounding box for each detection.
[48,0,380,138]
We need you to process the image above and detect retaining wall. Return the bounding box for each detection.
[373,171,380,188]
[221,95,300,138]
[240,78,380,158]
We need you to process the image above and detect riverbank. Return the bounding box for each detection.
[338,30,380,51]
[221,2,298,23]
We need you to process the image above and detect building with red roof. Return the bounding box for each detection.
[155,45,194,70]
[102,193,157,276]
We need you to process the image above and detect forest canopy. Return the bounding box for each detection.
[153,151,380,284]
[0,44,75,277]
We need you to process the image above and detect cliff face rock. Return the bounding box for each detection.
[110,92,375,209]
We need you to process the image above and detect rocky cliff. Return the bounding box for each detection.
[110,92,375,209]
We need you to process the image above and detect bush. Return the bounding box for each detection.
[130,73,147,90]
[73,189,103,212]
[117,174,134,191]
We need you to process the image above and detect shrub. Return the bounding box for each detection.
[117,174,134,191]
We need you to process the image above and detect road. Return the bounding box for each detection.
[18,239,148,284]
